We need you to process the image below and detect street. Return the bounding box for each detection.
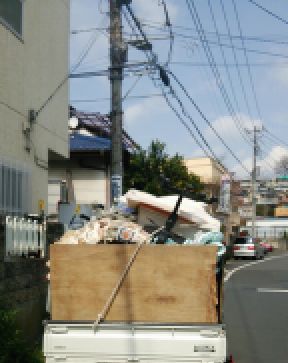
[224,252,288,363]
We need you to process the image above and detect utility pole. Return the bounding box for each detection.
[248,125,262,238]
[109,0,125,205]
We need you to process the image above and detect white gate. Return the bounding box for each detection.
[5,216,46,258]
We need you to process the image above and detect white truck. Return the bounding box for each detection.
[43,322,228,363]
[43,196,231,363]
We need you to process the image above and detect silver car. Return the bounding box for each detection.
[233,236,265,260]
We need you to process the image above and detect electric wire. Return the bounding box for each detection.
[160,0,174,66]
[185,0,253,152]
[161,88,216,159]
[170,61,288,67]
[122,75,143,101]
[207,0,252,145]
[71,27,108,34]
[219,0,254,125]
[71,17,108,72]
[71,94,164,103]
[123,4,222,163]
[247,0,288,26]
[123,2,250,175]
[139,20,288,47]
[74,23,288,47]
[168,70,250,174]
[263,128,288,149]
[232,0,263,122]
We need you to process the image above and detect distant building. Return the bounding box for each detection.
[238,178,288,218]
[0,1,69,215]
[241,218,288,241]
[184,157,241,240]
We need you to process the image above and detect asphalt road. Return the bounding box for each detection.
[224,251,288,363]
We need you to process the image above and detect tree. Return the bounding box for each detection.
[124,140,203,196]
[275,155,288,176]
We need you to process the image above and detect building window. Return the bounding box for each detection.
[0,160,30,216]
[0,0,22,36]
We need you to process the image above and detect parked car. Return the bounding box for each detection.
[233,236,265,260]
[260,241,273,253]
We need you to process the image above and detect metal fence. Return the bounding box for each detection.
[5,216,46,258]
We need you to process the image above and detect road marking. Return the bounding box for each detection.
[257,288,288,293]
[224,253,288,283]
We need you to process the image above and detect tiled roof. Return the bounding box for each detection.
[69,107,139,152]
[70,133,111,152]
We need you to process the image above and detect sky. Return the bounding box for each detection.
[69,0,288,179]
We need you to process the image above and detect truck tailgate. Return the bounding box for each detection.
[43,322,227,363]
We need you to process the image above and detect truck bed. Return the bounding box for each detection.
[43,322,227,363]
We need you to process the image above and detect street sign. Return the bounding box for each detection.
[111,174,122,203]
[218,174,231,214]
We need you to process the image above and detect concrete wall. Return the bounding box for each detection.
[0,0,69,214]
[0,222,47,342]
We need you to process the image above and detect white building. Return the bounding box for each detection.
[0,0,69,215]
[243,218,288,239]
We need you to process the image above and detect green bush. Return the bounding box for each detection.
[0,305,44,363]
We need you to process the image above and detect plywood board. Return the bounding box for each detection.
[50,244,218,323]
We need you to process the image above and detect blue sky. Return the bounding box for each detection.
[70,0,288,179]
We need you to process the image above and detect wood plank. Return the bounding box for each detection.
[50,244,218,323]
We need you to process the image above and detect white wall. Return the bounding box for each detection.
[0,0,69,213]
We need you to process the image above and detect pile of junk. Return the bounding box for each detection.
[55,189,226,267]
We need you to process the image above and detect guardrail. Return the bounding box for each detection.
[5,216,46,258]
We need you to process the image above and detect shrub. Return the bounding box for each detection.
[0,305,44,363]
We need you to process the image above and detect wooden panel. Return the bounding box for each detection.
[50,244,218,323]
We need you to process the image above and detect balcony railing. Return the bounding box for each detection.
[5,216,46,258]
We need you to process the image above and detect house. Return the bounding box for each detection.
[48,108,138,214]
[0,0,69,216]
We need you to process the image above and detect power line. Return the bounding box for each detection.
[185,0,253,151]
[71,17,108,72]
[207,0,252,145]
[141,21,288,47]
[232,0,263,122]
[160,0,174,66]
[168,70,250,174]
[122,75,143,101]
[264,128,288,149]
[69,62,149,79]
[71,93,164,103]
[170,61,288,67]
[71,27,108,34]
[219,0,254,124]
[74,19,288,46]
[161,88,216,159]
[123,3,223,164]
[123,1,250,175]
[247,0,288,26]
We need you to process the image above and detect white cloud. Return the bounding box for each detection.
[232,145,288,179]
[124,97,167,125]
[259,145,288,175]
[206,114,262,139]
[203,114,262,160]
[125,103,144,124]
[272,66,288,86]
